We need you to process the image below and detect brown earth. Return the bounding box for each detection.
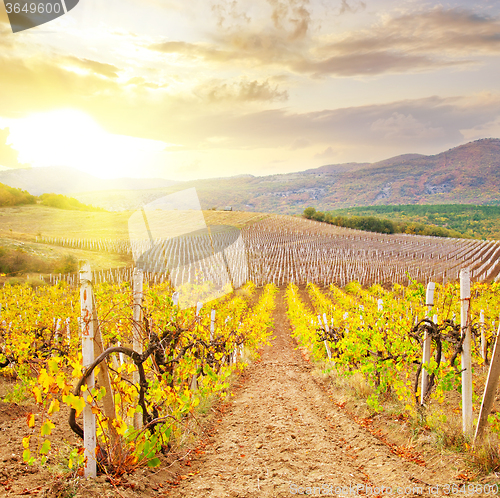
[0,290,481,497]
[163,290,465,497]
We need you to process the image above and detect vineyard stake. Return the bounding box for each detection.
[191,301,203,391]
[480,310,486,363]
[210,309,216,342]
[318,314,332,360]
[460,269,473,436]
[90,292,120,455]
[474,323,500,442]
[133,269,144,430]
[421,282,435,404]
[79,264,96,478]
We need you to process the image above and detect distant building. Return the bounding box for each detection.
[223,206,232,211]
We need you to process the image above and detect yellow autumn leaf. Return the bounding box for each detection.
[22,435,31,449]
[38,369,55,393]
[71,361,83,379]
[41,419,55,436]
[48,399,60,415]
[47,357,59,375]
[27,413,35,428]
[62,393,86,417]
[56,373,68,391]
[32,387,42,404]
[112,417,127,436]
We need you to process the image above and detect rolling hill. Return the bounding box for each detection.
[1,138,499,213]
[0,166,178,196]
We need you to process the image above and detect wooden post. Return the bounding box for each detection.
[460,269,473,436]
[55,318,61,343]
[66,318,71,344]
[474,324,500,442]
[210,309,216,342]
[80,264,96,478]
[480,310,486,363]
[421,282,435,405]
[132,269,143,430]
[91,293,120,455]
[318,314,332,360]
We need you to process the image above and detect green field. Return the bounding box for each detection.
[324,204,500,240]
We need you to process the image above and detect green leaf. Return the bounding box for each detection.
[40,439,51,455]
[147,457,161,468]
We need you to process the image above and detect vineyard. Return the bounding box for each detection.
[38,214,500,287]
[1,212,500,496]
[287,279,500,421]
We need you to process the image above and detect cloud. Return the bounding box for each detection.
[61,56,120,78]
[0,52,123,120]
[292,51,465,77]
[339,0,366,15]
[194,79,288,103]
[211,0,251,28]
[0,127,27,168]
[149,6,500,77]
[179,95,500,153]
[370,112,446,140]
[290,137,310,150]
[266,0,311,41]
[314,146,336,159]
[320,7,500,57]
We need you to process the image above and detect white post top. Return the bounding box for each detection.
[172,292,179,306]
[196,301,203,316]
[426,282,435,306]
[79,263,92,283]
[460,269,471,299]
[377,299,383,311]
[211,309,216,321]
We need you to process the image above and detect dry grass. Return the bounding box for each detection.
[0,205,270,242]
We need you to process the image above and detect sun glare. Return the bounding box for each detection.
[5,109,168,179]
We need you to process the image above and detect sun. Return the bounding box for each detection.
[4,109,167,179]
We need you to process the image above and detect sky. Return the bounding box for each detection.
[0,0,500,181]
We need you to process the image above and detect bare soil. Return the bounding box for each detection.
[163,290,464,497]
[0,289,479,497]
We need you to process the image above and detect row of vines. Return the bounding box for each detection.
[0,279,277,476]
[286,280,500,435]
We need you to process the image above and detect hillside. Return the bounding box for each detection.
[0,166,177,196]
[0,139,499,213]
[70,138,500,212]
[0,182,36,207]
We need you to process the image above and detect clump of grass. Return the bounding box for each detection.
[470,437,500,474]
[0,247,77,276]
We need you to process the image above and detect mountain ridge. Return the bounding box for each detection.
[0,138,499,212]
[0,166,178,196]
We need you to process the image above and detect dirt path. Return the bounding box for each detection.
[166,290,453,498]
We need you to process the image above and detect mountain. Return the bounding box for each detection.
[0,166,177,196]
[1,139,499,213]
